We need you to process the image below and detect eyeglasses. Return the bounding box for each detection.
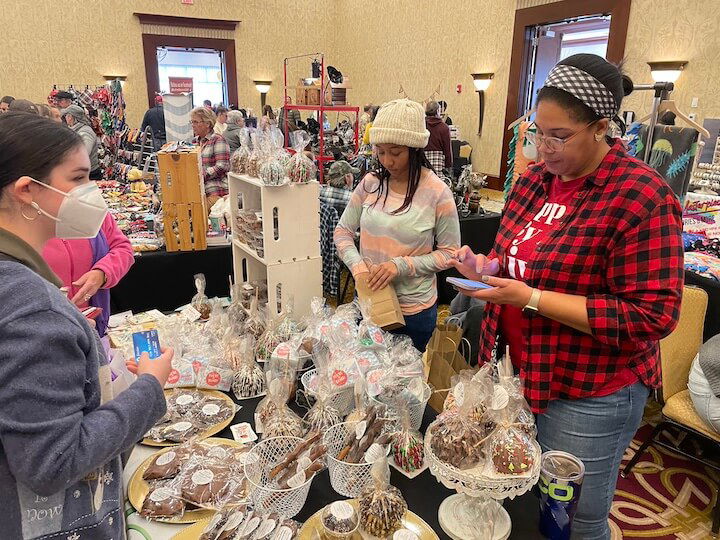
[526,121,596,153]
[190,120,202,125]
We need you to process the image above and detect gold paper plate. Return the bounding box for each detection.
[299,499,439,539]
[170,518,212,539]
[128,437,245,524]
[142,389,236,446]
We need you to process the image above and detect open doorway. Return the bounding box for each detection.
[496,0,631,189]
[157,47,228,107]
[141,34,238,110]
[521,15,611,114]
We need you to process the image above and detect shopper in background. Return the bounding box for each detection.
[362,105,380,149]
[55,90,74,109]
[689,334,720,433]
[424,100,453,174]
[191,106,230,208]
[43,212,134,338]
[141,95,166,150]
[438,100,453,125]
[321,160,358,215]
[36,103,52,118]
[260,104,277,130]
[62,104,102,180]
[203,99,212,109]
[214,106,229,135]
[8,99,39,115]
[335,99,460,352]
[278,97,301,135]
[452,54,683,539]
[48,104,62,122]
[359,104,373,142]
[0,111,172,540]
[224,110,246,154]
[0,95,14,113]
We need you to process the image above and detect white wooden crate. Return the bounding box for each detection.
[232,248,322,319]
[228,173,320,265]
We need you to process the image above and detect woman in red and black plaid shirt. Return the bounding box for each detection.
[452,55,684,539]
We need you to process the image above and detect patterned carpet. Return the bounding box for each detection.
[613,406,719,539]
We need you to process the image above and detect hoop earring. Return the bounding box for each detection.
[20,204,41,221]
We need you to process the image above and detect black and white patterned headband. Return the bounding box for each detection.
[544,64,618,119]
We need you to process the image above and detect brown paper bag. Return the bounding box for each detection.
[354,274,405,330]
[426,322,470,412]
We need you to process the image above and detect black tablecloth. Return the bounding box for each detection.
[685,269,720,342]
[110,245,233,313]
[214,394,542,539]
[438,212,502,304]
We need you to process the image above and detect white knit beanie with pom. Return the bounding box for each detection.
[370,98,429,148]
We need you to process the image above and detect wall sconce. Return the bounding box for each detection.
[104,75,126,88]
[472,73,494,136]
[254,80,271,109]
[647,61,687,83]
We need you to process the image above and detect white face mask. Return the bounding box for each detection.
[30,179,108,239]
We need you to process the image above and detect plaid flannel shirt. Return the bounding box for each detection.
[320,185,352,216]
[479,139,684,413]
[320,202,340,296]
[196,133,230,197]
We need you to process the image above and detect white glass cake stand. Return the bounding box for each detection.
[424,421,542,540]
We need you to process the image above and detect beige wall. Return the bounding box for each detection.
[1,0,718,176]
[0,0,340,127]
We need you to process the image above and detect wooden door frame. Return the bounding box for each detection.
[141,34,238,109]
[496,0,631,189]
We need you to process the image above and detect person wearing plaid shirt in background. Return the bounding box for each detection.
[451,54,683,540]
[191,107,230,210]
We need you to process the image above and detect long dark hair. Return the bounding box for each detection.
[0,112,83,191]
[367,147,434,214]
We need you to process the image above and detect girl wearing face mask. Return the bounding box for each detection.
[42,206,134,338]
[451,55,684,539]
[0,112,173,540]
[334,99,460,352]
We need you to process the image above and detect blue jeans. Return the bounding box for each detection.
[536,382,649,540]
[391,304,437,352]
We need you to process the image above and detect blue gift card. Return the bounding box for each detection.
[132,330,161,363]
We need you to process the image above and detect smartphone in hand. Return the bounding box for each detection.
[132,329,161,363]
[82,306,103,320]
[446,276,494,291]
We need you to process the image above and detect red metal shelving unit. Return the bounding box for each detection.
[282,53,360,184]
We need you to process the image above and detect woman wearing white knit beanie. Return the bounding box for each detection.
[334,98,461,351]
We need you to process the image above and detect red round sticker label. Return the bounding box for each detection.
[358,356,370,369]
[367,369,383,384]
[167,369,180,384]
[332,369,348,387]
[192,361,202,373]
[206,371,221,386]
[277,344,290,358]
[373,330,384,343]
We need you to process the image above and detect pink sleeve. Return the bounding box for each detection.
[92,214,135,289]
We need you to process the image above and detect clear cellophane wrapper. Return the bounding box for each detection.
[230,127,252,173]
[260,378,305,439]
[230,335,266,399]
[391,408,424,474]
[191,273,212,320]
[286,130,316,184]
[358,459,407,538]
[303,375,342,433]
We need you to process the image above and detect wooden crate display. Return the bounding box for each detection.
[157,149,207,252]
[228,173,322,319]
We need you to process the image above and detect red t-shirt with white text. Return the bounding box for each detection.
[499,175,637,397]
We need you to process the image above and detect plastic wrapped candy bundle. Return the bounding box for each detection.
[259,161,287,186]
[429,380,488,470]
[346,377,370,423]
[246,131,263,178]
[191,273,212,320]
[255,305,302,362]
[227,282,248,328]
[230,127,252,173]
[357,298,386,351]
[261,378,305,439]
[229,335,266,399]
[443,365,493,424]
[243,291,266,340]
[286,130,317,184]
[299,297,334,358]
[358,459,407,538]
[391,409,424,475]
[303,375,342,433]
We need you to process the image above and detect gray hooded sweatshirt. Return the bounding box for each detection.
[0,227,166,539]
